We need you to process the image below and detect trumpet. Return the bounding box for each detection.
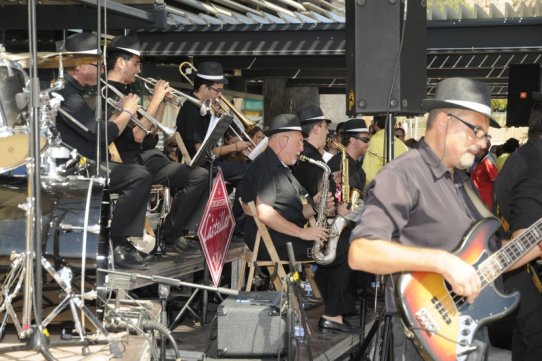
[178,61,258,145]
[100,80,176,138]
[134,75,211,116]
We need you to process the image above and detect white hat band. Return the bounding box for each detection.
[445,99,491,116]
[198,73,224,81]
[116,47,140,57]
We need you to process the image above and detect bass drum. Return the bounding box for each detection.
[0,175,110,288]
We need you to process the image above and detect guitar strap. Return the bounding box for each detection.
[462,180,495,219]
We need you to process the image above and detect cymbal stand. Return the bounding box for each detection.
[0,253,28,339]
[40,259,122,358]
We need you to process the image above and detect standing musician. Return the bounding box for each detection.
[493,93,542,361]
[55,32,151,269]
[290,106,360,333]
[175,61,250,185]
[348,78,519,360]
[238,114,361,334]
[106,35,208,254]
[327,118,370,203]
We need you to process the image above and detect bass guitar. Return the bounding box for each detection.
[396,216,542,361]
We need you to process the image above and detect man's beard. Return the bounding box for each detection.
[458,152,475,170]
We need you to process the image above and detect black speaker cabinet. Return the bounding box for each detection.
[217,292,287,357]
[346,0,427,116]
[506,64,541,127]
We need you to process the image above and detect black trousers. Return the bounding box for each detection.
[314,226,354,317]
[109,162,153,239]
[141,154,209,237]
[271,225,354,317]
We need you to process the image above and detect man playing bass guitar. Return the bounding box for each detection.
[348,78,542,361]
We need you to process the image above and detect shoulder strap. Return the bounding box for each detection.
[462,179,495,219]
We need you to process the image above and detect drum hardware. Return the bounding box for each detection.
[59,223,101,235]
[40,258,122,358]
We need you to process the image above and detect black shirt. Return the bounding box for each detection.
[493,136,542,319]
[327,151,366,194]
[108,80,158,163]
[237,147,308,257]
[56,74,119,160]
[291,140,335,198]
[175,95,211,158]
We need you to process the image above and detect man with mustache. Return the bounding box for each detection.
[349,78,515,360]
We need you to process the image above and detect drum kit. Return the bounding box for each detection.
[0,33,117,357]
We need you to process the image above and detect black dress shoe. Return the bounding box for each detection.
[318,317,362,333]
[113,245,147,269]
[165,236,202,258]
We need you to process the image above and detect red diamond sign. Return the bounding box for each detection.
[198,168,236,287]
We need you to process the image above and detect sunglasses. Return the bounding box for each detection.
[352,136,370,143]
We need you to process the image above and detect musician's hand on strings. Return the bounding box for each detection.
[300,226,328,246]
[440,254,481,304]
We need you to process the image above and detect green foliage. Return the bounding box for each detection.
[427,0,472,12]
[491,99,507,112]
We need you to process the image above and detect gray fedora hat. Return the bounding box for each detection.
[64,33,100,55]
[264,113,307,137]
[422,77,500,128]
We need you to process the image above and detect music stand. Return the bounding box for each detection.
[189,114,233,168]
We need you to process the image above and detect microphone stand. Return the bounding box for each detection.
[286,242,313,361]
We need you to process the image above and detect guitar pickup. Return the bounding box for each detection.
[431,296,452,325]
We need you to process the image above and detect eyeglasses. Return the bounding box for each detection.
[209,85,223,94]
[447,113,491,141]
[352,136,370,143]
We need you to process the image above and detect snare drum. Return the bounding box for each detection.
[0,175,110,275]
[0,58,47,172]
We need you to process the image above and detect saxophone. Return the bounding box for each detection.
[332,141,363,207]
[298,155,342,265]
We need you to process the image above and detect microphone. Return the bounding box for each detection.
[286,242,300,283]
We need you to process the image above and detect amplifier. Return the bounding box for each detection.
[217,291,287,357]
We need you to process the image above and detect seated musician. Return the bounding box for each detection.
[106,35,208,255]
[237,113,360,333]
[55,32,152,269]
[348,78,525,360]
[175,61,249,187]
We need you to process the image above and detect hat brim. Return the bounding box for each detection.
[421,99,500,128]
[264,128,308,138]
[109,47,142,58]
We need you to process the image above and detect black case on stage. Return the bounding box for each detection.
[217,291,287,357]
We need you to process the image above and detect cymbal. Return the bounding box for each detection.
[2,52,101,69]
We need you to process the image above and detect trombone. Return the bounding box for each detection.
[134,75,211,116]
[100,80,176,138]
[178,61,258,147]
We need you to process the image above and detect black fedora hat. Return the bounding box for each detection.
[296,105,331,126]
[422,77,500,128]
[109,35,141,57]
[197,61,228,84]
[264,114,307,137]
[64,33,100,55]
[343,118,369,133]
